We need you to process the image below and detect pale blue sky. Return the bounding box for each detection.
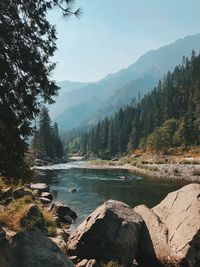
[49,0,200,82]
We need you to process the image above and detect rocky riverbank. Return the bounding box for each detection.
[0,179,199,267]
[85,155,200,182]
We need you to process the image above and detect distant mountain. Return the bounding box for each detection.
[48,81,90,120]
[50,33,200,130]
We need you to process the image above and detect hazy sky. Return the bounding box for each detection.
[48,0,200,82]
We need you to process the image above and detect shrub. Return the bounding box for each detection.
[42,209,57,237]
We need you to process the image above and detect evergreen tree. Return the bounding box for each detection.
[0,0,80,176]
[32,107,63,159]
[66,52,200,157]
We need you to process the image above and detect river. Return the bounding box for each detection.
[33,161,187,226]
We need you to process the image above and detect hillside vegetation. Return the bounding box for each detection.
[66,52,200,158]
[51,33,200,130]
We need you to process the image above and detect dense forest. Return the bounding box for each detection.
[66,52,200,158]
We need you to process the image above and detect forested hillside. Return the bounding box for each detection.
[66,52,200,158]
[52,33,200,130]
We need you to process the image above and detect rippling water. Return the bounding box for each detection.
[33,161,187,226]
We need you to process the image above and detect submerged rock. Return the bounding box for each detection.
[70,188,77,193]
[68,200,143,267]
[135,183,200,267]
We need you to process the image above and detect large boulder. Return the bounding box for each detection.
[134,205,170,267]
[0,228,75,267]
[68,200,143,267]
[153,183,200,267]
[49,235,67,253]
[135,183,200,267]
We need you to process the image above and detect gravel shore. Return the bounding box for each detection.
[84,161,200,183]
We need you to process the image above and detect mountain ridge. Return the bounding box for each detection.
[49,33,200,130]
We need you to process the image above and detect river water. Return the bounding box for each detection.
[33,161,187,226]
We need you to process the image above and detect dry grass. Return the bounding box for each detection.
[0,195,33,231]
[42,209,57,236]
[0,176,26,191]
[0,195,57,235]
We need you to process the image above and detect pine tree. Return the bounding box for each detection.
[32,107,63,160]
[0,0,80,177]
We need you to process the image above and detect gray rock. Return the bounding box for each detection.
[134,204,170,267]
[0,228,75,267]
[0,187,13,200]
[70,188,77,193]
[56,228,70,241]
[39,197,52,204]
[20,204,44,230]
[41,192,53,201]
[30,183,49,192]
[153,183,200,267]
[13,187,32,199]
[62,215,73,224]
[49,235,67,253]
[69,256,78,264]
[135,183,200,267]
[68,200,143,267]
[86,259,98,267]
[51,202,77,221]
[77,259,88,267]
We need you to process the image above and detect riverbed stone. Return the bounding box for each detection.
[0,187,13,200]
[30,183,49,192]
[13,187,32,199]
[70,188,77,193]
[41,192,53,201]
[68,200,143,267]
[51,202,77,221]
[39,197,52,204]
